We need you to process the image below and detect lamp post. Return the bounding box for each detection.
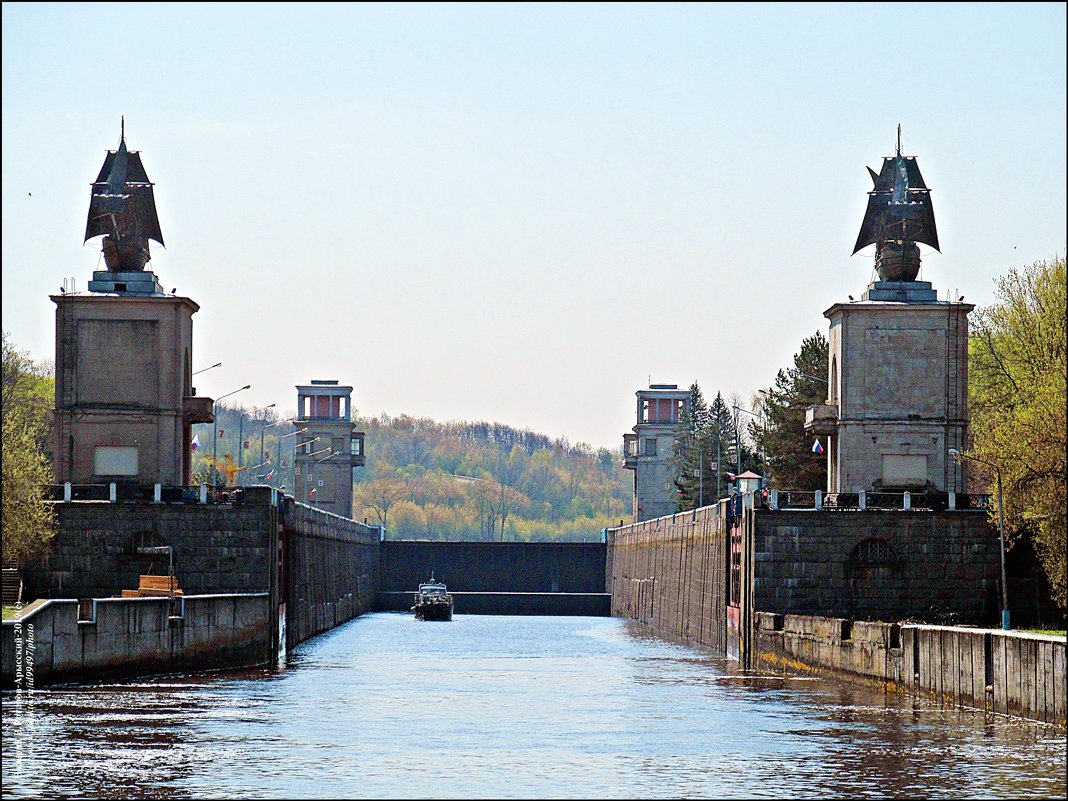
[732,404,762,478]
[303,447,332,506]
[261,416,296,486]
[212,385,251,484]
[238,403,275,485]
[949,449,1010,630]
[192,361,222,376]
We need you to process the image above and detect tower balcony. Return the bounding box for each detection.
[183,395,214,424]
[804,403,839,435]
[622,433,638,470]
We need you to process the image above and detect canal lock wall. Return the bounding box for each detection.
[754,612,1066,728]
[607,497,1066,726]
[3,486,381,685]
[2,593,270,688]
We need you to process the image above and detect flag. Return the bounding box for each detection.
[190,434,200,451]
[265,469,274,480]
[811,438,824,454]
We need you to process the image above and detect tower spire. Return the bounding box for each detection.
[121,115,125,144]
[896,123,901,157]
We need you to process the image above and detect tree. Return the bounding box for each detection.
[969,255,1066,612]
[354,477,409,534]
[751,331,829,491]
[671,383,713,510]
[2,332,57,564]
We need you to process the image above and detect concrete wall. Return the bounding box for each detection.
[753,509,1000,623]
[23,487,280,601]
[2,593,270,688]
[607,502,730,655]
[376,591,611,616]
[753,612,1066,728]
[283,501,379,650]
[378,541,606,595]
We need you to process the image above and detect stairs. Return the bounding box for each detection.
[2,559,23,606]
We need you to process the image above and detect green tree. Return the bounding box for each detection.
[751,330,829,491]
[2,332,57,564]
[671,383,714,510]
[969,255,1067,612]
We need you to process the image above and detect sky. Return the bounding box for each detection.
[3,3,1065,450]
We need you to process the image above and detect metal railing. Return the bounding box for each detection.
[44,484,250,505]
[767,489,992,512]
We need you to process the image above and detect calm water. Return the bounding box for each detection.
[2,613,1065,799]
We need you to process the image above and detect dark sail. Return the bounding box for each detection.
[853,128,939,282]
[84,124,164,271]
[853,154,939,254]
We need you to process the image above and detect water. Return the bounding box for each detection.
[2,613,1065,799]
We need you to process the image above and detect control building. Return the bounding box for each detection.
[622,384,690,522]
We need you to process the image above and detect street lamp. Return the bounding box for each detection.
[261,416,296,485]
[193,361,222,376]
[238,403,275,484]
[732,404,762,478]
[949,449,1010,630]
[212,385,251,483]
[303,447,332,506]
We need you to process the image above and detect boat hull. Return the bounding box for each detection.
[413,600,453,621]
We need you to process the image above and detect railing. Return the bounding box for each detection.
[44,484,251,505]
[768,489,992,512]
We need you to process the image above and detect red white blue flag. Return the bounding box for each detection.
[811,438,824,454]
[190,434,200,451]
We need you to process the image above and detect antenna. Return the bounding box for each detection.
[121,115,125,143]
[896,123,901,156]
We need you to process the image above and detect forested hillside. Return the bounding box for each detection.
[193,409,631,541]
[353,414,630,541]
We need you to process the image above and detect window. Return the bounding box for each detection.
[644,437,657,456]
[850,538,898,566]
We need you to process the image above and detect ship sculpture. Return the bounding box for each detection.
[853,125,939,282]
[83,118,164,272]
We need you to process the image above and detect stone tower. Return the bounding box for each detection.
[806,132,971,494]
[292,380,365,517]
[52,125,213,486]
[623,384,690,521]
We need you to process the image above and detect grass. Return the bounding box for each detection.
[1020,628,1066,636]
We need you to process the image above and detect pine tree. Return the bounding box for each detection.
[671,383,709,510]
[751,331,829,491]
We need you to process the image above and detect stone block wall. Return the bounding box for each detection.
[24,487,279,601]
[283,502,379,650]
[753,509,1001,624]
[607,502,730,655]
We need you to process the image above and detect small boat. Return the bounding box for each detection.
[412,578,454,621]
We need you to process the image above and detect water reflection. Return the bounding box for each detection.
[3,614,1064,799]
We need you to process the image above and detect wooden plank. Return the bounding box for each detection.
[1040,640,1054,724]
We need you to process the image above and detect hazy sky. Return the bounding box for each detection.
[3,3,1065,450]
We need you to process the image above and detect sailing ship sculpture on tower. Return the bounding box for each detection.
[853,125,939,282]
[84,118,165,274]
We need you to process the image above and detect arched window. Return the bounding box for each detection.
[850,537,898,567]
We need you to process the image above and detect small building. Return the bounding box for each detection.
[622,384,690,522]
[292,380,365,518]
